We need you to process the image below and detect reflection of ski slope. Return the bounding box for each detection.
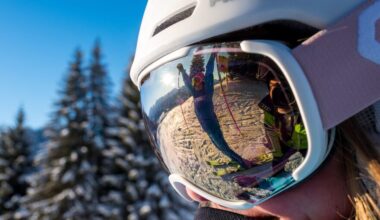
[157,79,272,199]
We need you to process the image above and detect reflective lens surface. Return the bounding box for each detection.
[140,43,308,204]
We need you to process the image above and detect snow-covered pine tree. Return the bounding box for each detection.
[25,50,101,220]
[0,129,13,219]
[118,57,196,220]
[0,109,31,220]
[87,40,112,151]
[87,41,127,219]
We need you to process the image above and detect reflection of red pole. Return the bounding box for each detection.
[178,70,190,130]
[216,56,243,136]
[179,98,189,130]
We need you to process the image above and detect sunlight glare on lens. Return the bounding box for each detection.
[160,72,177,87]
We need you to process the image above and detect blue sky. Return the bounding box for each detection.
[0,0,147,128]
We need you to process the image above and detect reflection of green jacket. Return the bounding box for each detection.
[264,111,307,150]
[264,111,275,127]
[260,95,307,151]
[288,123,307,150]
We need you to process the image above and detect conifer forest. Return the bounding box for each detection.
[0,42,195,220]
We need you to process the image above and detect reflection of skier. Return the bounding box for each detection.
[259,79,307,159]
[258,79,290,158]
[177,54,249,169]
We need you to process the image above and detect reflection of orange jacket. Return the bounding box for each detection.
[217,55,229,73]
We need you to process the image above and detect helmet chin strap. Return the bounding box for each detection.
[293,0,380,130]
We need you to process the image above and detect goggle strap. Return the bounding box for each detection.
[293,0,380,129]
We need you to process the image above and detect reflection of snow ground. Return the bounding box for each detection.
[156,79,303,201]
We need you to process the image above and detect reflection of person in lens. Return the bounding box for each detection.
[259,77,307,159]
[264,79,293,158]
[177,53,250,169]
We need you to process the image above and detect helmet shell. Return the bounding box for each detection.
[131,0,365,85]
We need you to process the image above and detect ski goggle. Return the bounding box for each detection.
[139,41,334,209]
[138,1,380,210]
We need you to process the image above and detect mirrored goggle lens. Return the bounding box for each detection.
[140,42,308,204]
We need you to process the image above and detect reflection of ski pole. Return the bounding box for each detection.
[177,67,190,130]
[216,57,243,136]
[179,97,190,130]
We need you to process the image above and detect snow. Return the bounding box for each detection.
[42,203,59,214]
[106,191,123,204]
[105,127,120,136]
[15,155,26,165]
[137,180,148,192]
[79,161,92,173]
[128,169,139,180]
[138,121,145,131]
[70,152,78,162]
[125,185,138,201]
[115,158,129,171]
[127,213,138,220]
[74,185,84,196]
[52,189,74,203]
[13,208,30,219]
[139,203,152,216]
[101,175,122,187]
[33,150,47,165]
[126,153,135,161]
[97,204,114,217]
[80,146,88,154]
[50,166,63,181]
[0,182,13,196]
[134,155,148,166]
[26,187,36,196]
[147,184,162,198]
[93,136,105,149]
[102,146,125,158]
[105,139,119,148]
[0,174,8,181]
[0,158,9,166]
[60,129,70,137]
[123,136,136,147]
[159,195,170,208]
[128,110,140,121]
[61,170,75,183]
[63,204,84,219]
[58,157,67,166]
[46,141,59,149]
[126,121,138,132]
[118,117,131,126]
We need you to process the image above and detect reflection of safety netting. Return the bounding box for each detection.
[157,79,277,199]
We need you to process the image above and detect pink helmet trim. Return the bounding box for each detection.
[293,0,380,129]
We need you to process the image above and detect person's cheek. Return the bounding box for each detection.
[255,154,351,219]
[204,152,352,220]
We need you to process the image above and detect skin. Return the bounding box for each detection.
[186,151,353,220]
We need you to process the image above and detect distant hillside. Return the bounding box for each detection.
[148,86,191,123]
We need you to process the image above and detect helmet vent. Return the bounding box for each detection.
[153,4,196,36]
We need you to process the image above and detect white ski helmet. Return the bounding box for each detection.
[130,0,365,86]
